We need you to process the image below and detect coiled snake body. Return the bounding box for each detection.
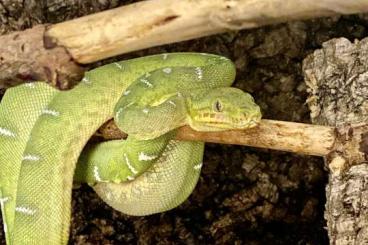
[0,53,261,244]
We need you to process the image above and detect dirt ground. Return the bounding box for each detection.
[1,1,368,244]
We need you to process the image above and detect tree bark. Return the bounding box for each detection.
[0,25,83,89]
[303,37,368,245]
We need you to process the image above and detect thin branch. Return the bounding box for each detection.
[99,119,336,156]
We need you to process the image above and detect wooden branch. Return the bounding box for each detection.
[98,119,336,157]
[46,0,368,64]
[2,0,368,88]
[177,120,336,156]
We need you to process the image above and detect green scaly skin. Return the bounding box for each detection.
[0,53,261,244]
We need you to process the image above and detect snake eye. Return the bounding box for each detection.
[214,100,223,112]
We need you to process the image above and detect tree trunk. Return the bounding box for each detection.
[303,37,368,244]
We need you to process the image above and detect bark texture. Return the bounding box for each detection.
[0,0,133,89]
[303,37,368,245]
[0,25,83,89]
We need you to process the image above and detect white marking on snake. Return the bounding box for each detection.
[138,152,157,161]
[163,67,172,74]
[168,100,176,107]
[115,108,123,121]
[193,162,203,170]
[127,176,135,181]
[124,153,138,175]
[82,77,91,84]
[145,72,151,77]
[42,108,60,117]
[0,197,9,209]
[195,67,203,80]
[22,154,40,161]
[3,221,6,233]
[0,197,9,233]
[0,127,16,137]
[0,197,9,204]
[140,78,153,88]
[0,197,9,210]
[142,108,149,114]
[93,166,102,182]
[123,102,134,109]
[123,90,131,96]
[25,83,35,88]
[114,62,123,69]
[117,102,134,119]
[15,206,36,216]
[162,54,168,60]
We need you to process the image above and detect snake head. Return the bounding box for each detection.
[186,87,261,131]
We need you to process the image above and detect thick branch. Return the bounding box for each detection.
[98,119,336,156]
[45,0,368,64]
[2,1,368,88]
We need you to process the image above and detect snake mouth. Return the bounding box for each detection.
[202,117,260,129]
[190,111,262,131]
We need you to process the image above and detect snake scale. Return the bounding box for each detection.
[0,53,261,244]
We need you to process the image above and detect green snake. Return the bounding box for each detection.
[0,53,261,244]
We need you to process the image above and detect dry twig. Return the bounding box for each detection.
[99,119,336,156]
